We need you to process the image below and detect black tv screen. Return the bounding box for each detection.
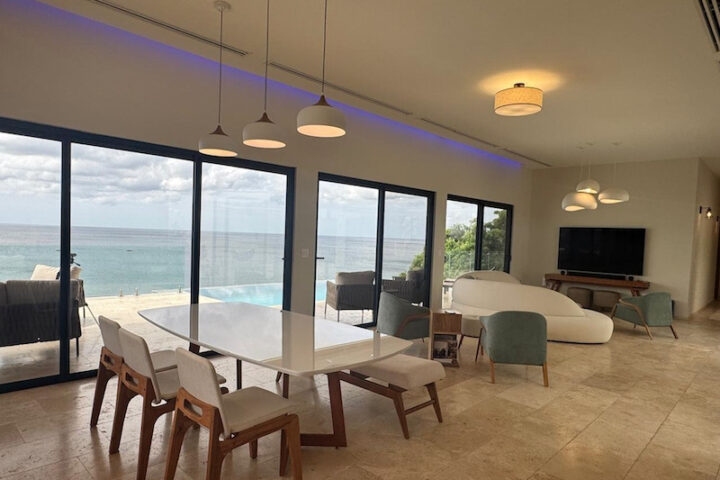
[558,227,645,276]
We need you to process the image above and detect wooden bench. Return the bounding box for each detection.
[338,354,446,438]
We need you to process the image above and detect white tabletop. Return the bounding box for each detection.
[138,302,412,377]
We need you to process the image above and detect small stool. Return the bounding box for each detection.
[338,354,445,438]
[567,287,593,308]
[593,290,621,312]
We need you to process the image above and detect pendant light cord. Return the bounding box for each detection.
[263,0,271,111]
[321,0,328,94]
[217,7,224,125]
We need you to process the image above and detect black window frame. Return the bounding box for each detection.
[315,173,435,327]
[0,116,295,393]
[446,194,513,274]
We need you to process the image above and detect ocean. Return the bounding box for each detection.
[0,224,425,303]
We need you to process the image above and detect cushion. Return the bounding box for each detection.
[335,271,374,285]
[407,269,424,283]
[155,368,226,402]
[456,270,520,283]
[150,349,178,373]
[353,354,446,390]
[223,387,296,433]
[70,266,82,279]
[30,264,59,280]
[0,283,7,306]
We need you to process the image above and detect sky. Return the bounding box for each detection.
[0,132,432,239]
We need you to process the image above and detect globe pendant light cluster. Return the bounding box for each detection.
[199,0,346,158]
[296,0,346,137]
[199,1,238,157]
[562,158,629,211]
[242,0,285,149]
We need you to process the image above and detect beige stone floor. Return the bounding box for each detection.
[1,304,720,479]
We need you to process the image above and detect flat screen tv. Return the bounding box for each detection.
[558,227,645,276]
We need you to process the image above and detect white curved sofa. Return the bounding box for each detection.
[451,272,613,344]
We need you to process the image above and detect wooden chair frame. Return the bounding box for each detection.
[337,371,442,439]
[164,387,302,480]
[610,300,678,340]
[459,326,485,363]
[90,346,123,427]
[110,363,176,480]
[488,358,549,387]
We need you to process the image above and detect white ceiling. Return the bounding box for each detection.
[38,0,720,169]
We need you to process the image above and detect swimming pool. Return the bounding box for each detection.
[201,281,327,307]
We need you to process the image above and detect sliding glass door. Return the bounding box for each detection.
[0,132,62,384]
[443,195,513,308]
[70,144,193,373]
[200,163,289,309]
[0,117,295,392]
[316,174,433,326]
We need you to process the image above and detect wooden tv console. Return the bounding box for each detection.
[544,273,650,297]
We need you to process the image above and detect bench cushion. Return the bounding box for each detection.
[353,354,446,390]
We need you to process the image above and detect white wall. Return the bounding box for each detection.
[688,160,720,313]
[528,159,699,318]
[0,1,532,314]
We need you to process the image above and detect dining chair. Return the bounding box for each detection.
[90,316,177,428]
[111,330,226,480]
[610,292,678,339]
[481,311,549,386]
[165,348,302,480]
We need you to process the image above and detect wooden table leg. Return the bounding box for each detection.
[300,372,347,447]
[282,373,289,399]
[631,289,640,296]
[236,359,242,390]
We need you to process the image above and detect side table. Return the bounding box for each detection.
[429,310,462,367]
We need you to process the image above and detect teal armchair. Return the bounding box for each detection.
[376,292,430,340]
[480,311,548,387]
[610,292,678,340]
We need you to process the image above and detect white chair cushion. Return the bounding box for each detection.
[335,271,374,285]
[223,387,296,433]
[30,264,59,280]
[353,354,446,390]
[155,369,227,402]
[150,349,178,373]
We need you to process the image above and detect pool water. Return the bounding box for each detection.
[201,281,327,307]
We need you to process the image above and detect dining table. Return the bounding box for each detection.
[138,302,412,448]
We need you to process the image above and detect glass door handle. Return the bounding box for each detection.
[316,256,325,260]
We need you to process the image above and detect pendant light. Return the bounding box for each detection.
[494,83,543,116]
[561,157,597,211]
[296,0,346,138]
[199,1,238,157]
[598,161,630,204]
[576,158,600,194]
[242,0,286,149]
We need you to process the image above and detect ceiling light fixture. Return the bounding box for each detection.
[577,158,600,194]
[199,1,238,157]
[296,0,346,138]
[562,192,598,212]
[242,0,286,149]
[598,160,630,204]
[494,83,543,116]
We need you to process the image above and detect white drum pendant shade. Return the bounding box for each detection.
[297,95,346,138]
[576,178,600,194]
[494,83,543,116]
[199,125,238,157]
[598,187,630,204]
[243,113,287,149]
[562,192,597,211]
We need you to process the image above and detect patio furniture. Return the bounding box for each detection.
[376,291,430,340]
[325,270,375,321]
[90,316,178,427]
[339,354,445,439]
[0,280,82,355]
[165,349,302,480]
[610,292,678,339]
[481,311,549,386]
[381,269,427,304]
[138,302,412,449]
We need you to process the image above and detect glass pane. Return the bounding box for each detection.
[71,144,193,373]
[481,206,509,271]
[381,192,429,306]
[0,133,61,383]
[200,164,287,309]
[443,200,478,308]
[316,182,378,325]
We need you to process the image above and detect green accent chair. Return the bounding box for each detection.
[480,311,548,387]
[376,291,430,340]
[610,292,678,340]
